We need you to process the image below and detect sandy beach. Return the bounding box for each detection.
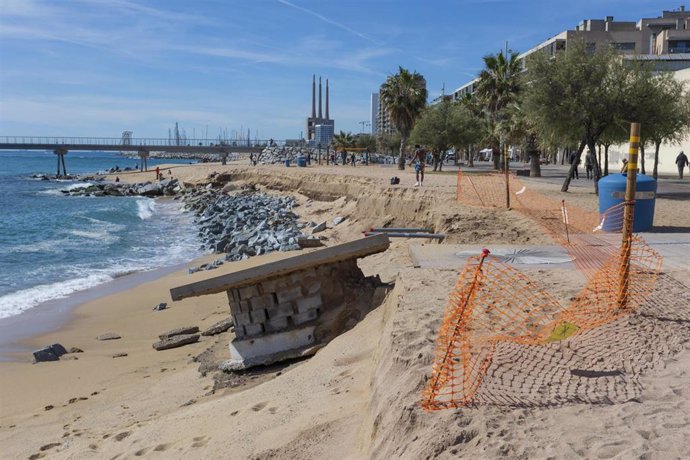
[1,161,689,459]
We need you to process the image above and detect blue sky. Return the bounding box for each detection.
[0,0,676,141]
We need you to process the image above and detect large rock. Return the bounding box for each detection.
[152,334,200,351]
[201,317,234,336]
[311,221,327,234]
[158,326,199,341]
[33,343,68,363]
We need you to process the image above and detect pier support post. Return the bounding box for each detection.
[138,150,150,172]
[54,148,68,177]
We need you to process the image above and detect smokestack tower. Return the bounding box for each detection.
[318,77,323,119]
[325,79,329,120]
[311,75,316,118]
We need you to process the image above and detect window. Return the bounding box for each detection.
[585,42,596,54]
[613,42,636,51]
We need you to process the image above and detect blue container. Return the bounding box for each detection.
[297,156,307,167]
[598,173,656,232]
[284,159,290,167]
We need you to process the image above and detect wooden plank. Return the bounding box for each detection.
[170,234,390,301]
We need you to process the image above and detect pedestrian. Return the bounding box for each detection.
[676,151,689,179]
[408,145,426,186]
[620,158,628,173]
[155,166,160,180]
[341,149,347,166]
[585,151,594,180]
[569,152,580,179]
[350,152,356,167]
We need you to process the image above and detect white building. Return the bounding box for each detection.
[370,93,379,135]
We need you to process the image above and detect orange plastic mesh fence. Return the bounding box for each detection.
[421,237,663,411]
[421,252,565,410]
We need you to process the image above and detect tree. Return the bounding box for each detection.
[523,41,625,192]
[475,50,522,170]
[411,99,483,171]
[355,133,377,153]
[379,67,428,170]
[376,132,402,156]
[331,130,355,150]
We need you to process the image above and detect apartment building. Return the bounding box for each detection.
[375,89,396,135]
[445,6,690,102]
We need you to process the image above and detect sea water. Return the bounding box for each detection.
[0,150,205,319]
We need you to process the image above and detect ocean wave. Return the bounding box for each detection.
[136,199,156,220]
[0,273,113,319]
[69,229,120,244]
[6,239,68,254]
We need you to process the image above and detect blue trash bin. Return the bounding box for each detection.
[297,156,307,167]
[598,173,656,232]
[284,159,290,167]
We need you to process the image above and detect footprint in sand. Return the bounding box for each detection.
[154,443,171,452]
[114,431,131,442]
[251,402,268,412]
[134,447,150,456]
[191,436,209,448]
[268,407,278,414]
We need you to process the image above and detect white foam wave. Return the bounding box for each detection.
[136,199,156,220]
[0,273,113,319]
[6,239,68,254]
[69,229,120,244]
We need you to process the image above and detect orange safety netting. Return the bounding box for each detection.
[422,171,663,411]
[421,238,662,411]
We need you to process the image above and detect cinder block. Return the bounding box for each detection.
[250,308,267,324]
[228,299,241,313]
[239,300,251,313]
[276,285,303,304]
[250,293,276,311]
[234,324,246,339]
[244,322,265,337]
[295,295,322,314]
[292,308,318,325]
[227,289,241,303]
[265,316,289,332]
[233,311,251,326]
[266,302,295,319]
[289,268,316,284]
[238,285,259,300]
[302,279,321,296]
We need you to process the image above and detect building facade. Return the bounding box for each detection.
[306,75,334,142]
[370,93,379,135]
[445,6,690,103]
[375,89,396,135]
[314,123,334,147]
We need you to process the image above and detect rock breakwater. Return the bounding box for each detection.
[183,188,307,261]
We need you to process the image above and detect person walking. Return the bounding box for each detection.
[569,152,580,179]
[350,152,356,167]
[155,166,160,181]
[676,151,689,179]
[408,145,426,186]
[585,151,594,180]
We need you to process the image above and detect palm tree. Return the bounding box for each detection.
[379,67,428,170]
[475,50,522,169]
[331,130,355,150]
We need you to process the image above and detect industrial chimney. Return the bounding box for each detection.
[325,79,330,120]
[311,75,316,118]
[318,77,323,119]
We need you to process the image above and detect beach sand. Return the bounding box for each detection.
[1,162,689,459]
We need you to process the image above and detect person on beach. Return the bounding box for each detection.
[341,150,347,166]
[155,166,160,180]
[620,158,628,173]
[569,152,580,179]
[585,151,594,180]
[408,145,426,187]
[350,152,356,167]
[676,151,689,179]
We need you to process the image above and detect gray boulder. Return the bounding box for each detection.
[153,333,200,351]
[153,302,167,311]
[333,216,346,226]
[32,343,68,363]
[311,221,327,234]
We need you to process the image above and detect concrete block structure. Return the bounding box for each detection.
[170,235,390,370]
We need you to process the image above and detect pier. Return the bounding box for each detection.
[0,136,270,175]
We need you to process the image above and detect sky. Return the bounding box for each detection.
[0,0,678,141]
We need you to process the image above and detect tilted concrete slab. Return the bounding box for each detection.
[170,234,390,301]
[409,244,577,270]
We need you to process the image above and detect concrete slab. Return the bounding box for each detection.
[409,244,577,270]
[221,326,316,370]
[408,232,690,272]
[170,234,389,301]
